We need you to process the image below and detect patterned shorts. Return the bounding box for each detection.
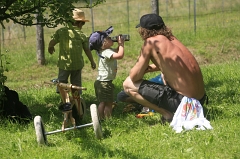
[94,80,115,102]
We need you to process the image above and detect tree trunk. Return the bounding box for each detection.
[36,12,45,65]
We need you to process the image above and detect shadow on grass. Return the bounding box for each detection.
[26,90,147,158]
[26,77,234,156]
[204,77,240,120]
[66,128,143,159]
[27,78,231,130]
[18,80,233,158]
[203,106,224,121]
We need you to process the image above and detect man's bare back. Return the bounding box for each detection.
[148,35,205,100]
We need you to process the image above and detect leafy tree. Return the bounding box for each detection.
[0,0,105,104]
[0,0,105,29]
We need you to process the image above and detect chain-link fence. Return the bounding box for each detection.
[83,0,240,34]
[1,0,240,45]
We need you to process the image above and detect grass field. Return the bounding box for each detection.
[1,1,240,158]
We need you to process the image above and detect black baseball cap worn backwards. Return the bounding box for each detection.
[136,14,165,30]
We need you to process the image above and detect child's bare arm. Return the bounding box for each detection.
[48,39,57,54]
[111,35,125,59]
[83,46,96,69]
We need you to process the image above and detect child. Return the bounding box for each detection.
[89,26,125,119]
[48,9,96,119]
[48,9,96,96]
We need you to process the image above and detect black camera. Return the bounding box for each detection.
[111,34,130,42]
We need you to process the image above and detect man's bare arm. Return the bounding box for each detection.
[144,64,160,73]
[112,36,125,59]
[129,45,151,82]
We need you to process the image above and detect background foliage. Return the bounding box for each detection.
[0,0,105,28]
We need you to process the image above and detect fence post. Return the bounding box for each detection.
[23,26,26,41]
[0,28,2,81]
[8,26,11,40]
[127,0,130,34]
[222,0,224,26]
[166,0,168,19]
[194,0,196,35]
[151,0,159,15]
[90,0,94,32]
[188,0,191,24]
[1,27,4,47]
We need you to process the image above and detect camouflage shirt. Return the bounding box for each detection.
[51,25,88,70]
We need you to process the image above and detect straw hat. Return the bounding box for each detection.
[72,9,89,22]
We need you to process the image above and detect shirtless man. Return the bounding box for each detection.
[123,14,207,122]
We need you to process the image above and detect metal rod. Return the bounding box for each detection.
[90,0,94,32]
[127,0,129,34]
[188,0,190,24]
[194,0,196,35]
[45,123,93,135]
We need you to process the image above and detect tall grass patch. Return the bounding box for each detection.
[1,1,240,158]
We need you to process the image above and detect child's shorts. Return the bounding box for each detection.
[94,80,115,102]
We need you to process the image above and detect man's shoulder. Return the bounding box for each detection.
[148,35,168,41]
[143,35,168,49]
[143,35,167,47]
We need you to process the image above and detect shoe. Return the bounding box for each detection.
[141,107,150,113]
[123,104,143,113]
[62,103,72,112]
[58,102,64,110]
[51,78,59,84]
[112,101,117,109]
[160,116,172,125]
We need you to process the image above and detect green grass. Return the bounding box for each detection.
[1,1,240,158]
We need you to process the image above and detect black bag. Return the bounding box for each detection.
[0,86,32,123]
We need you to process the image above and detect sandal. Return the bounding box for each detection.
[112,101,117,109]
[123,104,143,113]
[59,102,72,112]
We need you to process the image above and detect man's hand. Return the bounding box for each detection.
[145,64,159,73]
[145,65,153,73]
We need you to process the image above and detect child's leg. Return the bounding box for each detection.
[98,102,113,119]
[98,102,105,120]
[95,80,114,119]
[71,88,83,117]
[104,102,113,118]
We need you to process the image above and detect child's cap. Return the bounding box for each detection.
[89,26,114,51]
[89,31,108,51]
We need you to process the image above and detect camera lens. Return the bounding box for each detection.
[111,34,130,42]
[111,36,118,42]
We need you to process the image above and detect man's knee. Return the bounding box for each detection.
[123,77,131,94]
[123,76,142,95]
